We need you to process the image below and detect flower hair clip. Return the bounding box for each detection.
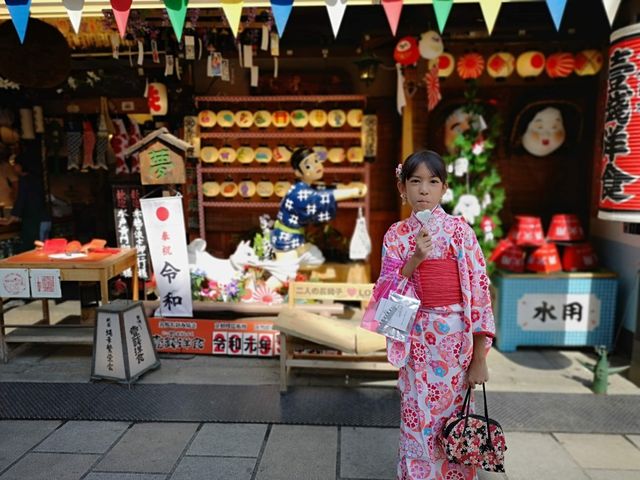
[395,163,403,180]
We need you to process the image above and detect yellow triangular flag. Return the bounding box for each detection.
[221,0,244,38]
[479,0,502,35]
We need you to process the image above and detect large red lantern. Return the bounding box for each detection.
[545,52,575,78]
[394,36,420,66]
[516,51,545,78]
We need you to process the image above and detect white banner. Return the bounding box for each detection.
[141,196,193,317]
[517,293,601,332]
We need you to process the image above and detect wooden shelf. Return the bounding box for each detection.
[195,95,367,107]
[200,131,361,140]
[199,166,367,174]
[201,201,365,209]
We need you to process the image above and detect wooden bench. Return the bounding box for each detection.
[275,281,396,392]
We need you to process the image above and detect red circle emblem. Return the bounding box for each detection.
[156,207,169,221]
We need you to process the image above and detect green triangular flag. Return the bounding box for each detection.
[164,0,188,41]
[433,0,453,34]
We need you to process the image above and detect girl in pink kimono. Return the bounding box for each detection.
[361,150,495,480]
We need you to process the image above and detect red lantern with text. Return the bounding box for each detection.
[526,243,562,273]
[547,214,585,242]
[599,24,640,222]
[394,37,420,66]
[508,216,545,247]
[562,243,598,272]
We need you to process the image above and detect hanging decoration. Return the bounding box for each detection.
[147,82,168,116]
[394,36,420,66]
[479,0,502,35]
[602,0,622,27]
[5,0,31,43]
[433,0,453,34]
[396,64,406,115]
[164,0,188,41]
[456,53,484,80]
[487,52,515,79]
[545,52,575,78]
[325,0,348,38]
[110,0,132,38]
[382,0,403,36]
[516,51,545,78]
[574,49,604,76]
[522,107,566,157]
[221,0,244,38]
[271,0,294,37]
[435,52,455,78]
[598,23,640,222]
[545,0,568,31]
[418,30,444,60]
[425,64,442,111]
[63,0,84,34]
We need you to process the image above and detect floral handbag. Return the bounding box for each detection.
[440,384,507,473]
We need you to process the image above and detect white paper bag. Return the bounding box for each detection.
[349,208,371,260]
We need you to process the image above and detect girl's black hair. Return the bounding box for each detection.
[399,150,447,184]
[291,147,315,173]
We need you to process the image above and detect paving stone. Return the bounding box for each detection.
[555,434,640,470]
[0,452,98,480]
[585,470,640,480]
[255,425,337,480]
[170,456,255,480]
[84,474,166,480]
[187,423,267,457]
[505,432,589,480]
[340,427,398,479]
[95,423,198,473]
[0,420,60,472]
[627,435,640,450]
[35,421,130,454]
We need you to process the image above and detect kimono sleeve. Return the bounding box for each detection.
[463,224,496,340]
[305,189,337,223]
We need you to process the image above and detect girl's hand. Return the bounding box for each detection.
[413,228,432,261]
[466,357,489,389]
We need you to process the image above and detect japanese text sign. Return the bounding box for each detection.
[517,293,601,332]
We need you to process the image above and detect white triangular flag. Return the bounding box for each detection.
[602,0,621,26]
[325,0,348,38]
[63,0,84,34]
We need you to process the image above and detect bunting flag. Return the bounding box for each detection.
[602,0,621,26]
[545,0,567,31]
[271,0,294,37]
[221,0,244,37]
[110,0,132,39]
[433,0,453,34]
[63,0,84,34]
[325,0,348,38]
[479,0,502,35]
[5,0,31,43]
[382,0,403,36]
[164,0,188,41]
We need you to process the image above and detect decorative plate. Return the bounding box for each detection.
[253,110,272,128]
[238,180,256,198]
[327,147,346,163]
[216,110,235,127]
[218,146,237,163]
[254,146,273,163]
[256,180,275,198]
[236,146,255,164]
[235,110,253,128]
[290,110,309,128]
[197,110,216,127]
[202,181,220,197]
[346,109,363,127]
[274,180,292,198]
[273,145,292,163]
[309,109,328,128]
[200,146,219,163]
[328,109,346,128]
[272,110,291,128]
[220,181,238,198]
[347,146,364,163]
[313,145,329,162]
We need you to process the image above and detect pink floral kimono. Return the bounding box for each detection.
[361,205,495,480]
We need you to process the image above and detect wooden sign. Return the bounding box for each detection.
[139,140,186,185]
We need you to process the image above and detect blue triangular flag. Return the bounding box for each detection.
[271,0,294,37]
[5,0,32,43]
[546,0,568,31]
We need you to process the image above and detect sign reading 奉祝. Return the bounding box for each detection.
[517,294,601,332]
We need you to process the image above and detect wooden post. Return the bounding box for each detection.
[400,67,416,219]
[0,297,7,363]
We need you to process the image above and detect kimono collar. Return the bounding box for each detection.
[407,204,446,229]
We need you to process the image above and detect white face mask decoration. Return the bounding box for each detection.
[419,30,444,60]
[522,107,566,157]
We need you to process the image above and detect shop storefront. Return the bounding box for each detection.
[0,0,638,385]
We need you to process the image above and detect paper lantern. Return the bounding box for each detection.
[147,83,168,116]
[216,110,235,127]
[347,109,363,127]
[574,49,604,76]
[272,145,292,163]
[220,181,238,197]
[328,109,346,128]
[272,110,290,128]
[218,146,236,163]
[290,110,309,128]
[547,214,584,242]
[236,146,255,164]
[255,146,273,163]
[394,36,420,66]
[599,24,640,222]
[238,180,256,198]
[198,110,216,127]
[508,216,545,247]
[457,53,485,80]
[203,181,220,197]
[545,52,575,78]
[274,180,292,197]
[328,147,346,163]
[526,243,562,273]
[490,239,525,273]
[562,243,598,272]
[516,51,545,78]
[253,110,272,128]
[200,146,218,163]
[435,53,455,78]
[234,110,253,128]
[256,180,274,198]
[487,52,515,79]
[309,109,328,128]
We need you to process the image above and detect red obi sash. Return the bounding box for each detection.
[416,258,462,307]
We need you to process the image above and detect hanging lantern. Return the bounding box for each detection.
[487,52,515,79]
[545,52,575,78]
[516,51,546,78]
[547,214,585,242]
[574,49,604,76]
[432,52,455,78]
[490,239,526,273]
[147,82,168,116]
[507,215,545,247]
[394,36,420,66]
[457,53,485,80]
[526,243,562,274]
[354,53,382,86]
[562,243,598,272]
[599,24,640,222]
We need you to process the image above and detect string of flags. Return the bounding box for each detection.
[2,0,624,45]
